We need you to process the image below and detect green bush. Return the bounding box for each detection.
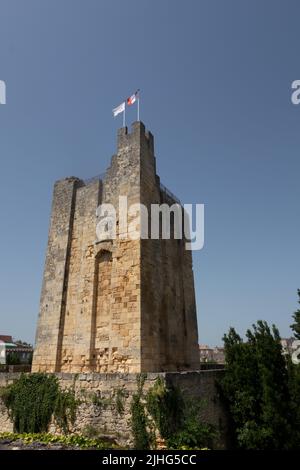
[166,398,216,449]
[0,432,119,449]
[146,376,184,439]
[130,375,216,450]
[0,373,78,434]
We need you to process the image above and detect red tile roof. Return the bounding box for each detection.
[0,335,13,343]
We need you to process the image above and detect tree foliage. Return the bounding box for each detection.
[220,320,298,449]
[291,289,300,340]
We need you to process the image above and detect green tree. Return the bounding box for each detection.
[220,321,295,449]
[287,290,300,446]
[291,289,300,340]
[287,358,300,446]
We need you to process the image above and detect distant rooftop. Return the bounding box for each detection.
[0,335,13,343]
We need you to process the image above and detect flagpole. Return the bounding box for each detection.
[137,96,140,121]
[123,105,126,127]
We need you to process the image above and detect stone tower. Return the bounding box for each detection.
[32,122,199,373]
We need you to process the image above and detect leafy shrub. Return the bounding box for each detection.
[130,375,216,450]
[146,376,184,439]
[0,373,78,434]
[0,432,119,449]
[166,398,216,449]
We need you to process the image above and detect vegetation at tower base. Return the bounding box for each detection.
[130,374,150,449]
[0,432,119,450]
[130,374,216,450]
[0,373,78,434]
[219,319,300,450]
[146,376,184,440]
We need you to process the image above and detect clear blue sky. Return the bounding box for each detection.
[0,0,299,346]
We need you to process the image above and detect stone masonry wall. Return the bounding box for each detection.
[0,370,229,449]
[32,177,81,371]
[139,128,199,371]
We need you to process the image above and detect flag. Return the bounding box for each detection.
[127,89,140,106]
[113,101,125,117]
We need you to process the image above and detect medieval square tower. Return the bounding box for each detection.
[32,122,199,373]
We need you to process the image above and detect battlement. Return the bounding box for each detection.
[117,121,154,153]
[57,122,154,188]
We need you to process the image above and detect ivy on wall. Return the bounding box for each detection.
[130,374,150,449]
[0,373,78,434]
[131,375,217,450]
[0,372,217,449]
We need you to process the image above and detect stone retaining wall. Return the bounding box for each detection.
[0,370,229,448]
